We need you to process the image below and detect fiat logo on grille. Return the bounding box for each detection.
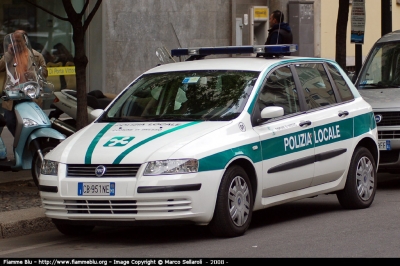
[375,115,382,124]
[95,165,106,177]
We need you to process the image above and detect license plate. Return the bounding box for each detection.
[78,182,115,196]
[378,140,391,151]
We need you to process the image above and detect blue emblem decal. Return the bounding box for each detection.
[95,165,106,177]
[375,115,382,124]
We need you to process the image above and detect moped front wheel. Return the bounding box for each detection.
[31,142,58,187]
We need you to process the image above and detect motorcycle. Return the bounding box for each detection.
[48,89,114,130]
[0,32,66,186]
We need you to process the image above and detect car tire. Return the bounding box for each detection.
[337,147,377,209]
[31,142,58,187]
[208,165,253,238]
[54,223,95,236]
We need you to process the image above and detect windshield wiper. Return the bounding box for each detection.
[101,117,142,122]
[359,82,390,88]
[360,82,400,88]
[156,115,201,121]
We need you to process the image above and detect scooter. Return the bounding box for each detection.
[48,89,114,129]
[0,32,66,187]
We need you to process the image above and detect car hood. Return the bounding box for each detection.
[358,88,400,109]
[47,121,230,164]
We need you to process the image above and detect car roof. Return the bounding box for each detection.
[377,30,400,43]
[145,56,323,74]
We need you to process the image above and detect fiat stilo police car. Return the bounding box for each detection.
[39,45,379,238]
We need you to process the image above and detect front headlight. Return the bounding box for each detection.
[23,118,38,127]
[22,83,40,99]
[41,160,58,176]
[144,159,198,176]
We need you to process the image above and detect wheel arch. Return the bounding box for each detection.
[226,158,258,203]
[355,137,379,166]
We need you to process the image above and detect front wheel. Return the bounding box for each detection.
[31,141,58,187]
[337,147,377,209]
[208,165,253,238]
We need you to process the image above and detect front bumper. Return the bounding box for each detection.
[39,164,223,225]
[377,127,400,170]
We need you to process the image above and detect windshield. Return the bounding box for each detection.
[99,70,259,122]
[357,42,400,88]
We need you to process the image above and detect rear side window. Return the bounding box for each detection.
[294,63,337,109]
[326,63,354,102]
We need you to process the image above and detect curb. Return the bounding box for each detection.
[0,207,55,238]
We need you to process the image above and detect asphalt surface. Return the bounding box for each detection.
[0,170,55,239]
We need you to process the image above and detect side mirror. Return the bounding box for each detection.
[261,106,284,119]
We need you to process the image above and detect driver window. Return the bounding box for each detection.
[258,66,300,116]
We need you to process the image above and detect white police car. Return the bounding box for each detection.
[39,45,379,238]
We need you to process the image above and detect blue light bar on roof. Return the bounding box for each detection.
[171,44,298,57]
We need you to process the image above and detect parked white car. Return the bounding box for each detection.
[39,45,379,238]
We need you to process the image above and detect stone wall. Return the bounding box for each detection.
[102,0,232,94]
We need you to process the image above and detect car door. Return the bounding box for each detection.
[293,62,355,186]
[252,65,315,198]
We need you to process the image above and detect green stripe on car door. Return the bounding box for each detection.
[198,112,375,172]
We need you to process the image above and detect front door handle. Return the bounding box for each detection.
[299,120,312,127]
[338,111,349,118]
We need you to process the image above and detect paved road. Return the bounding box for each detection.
[0,173,399,258]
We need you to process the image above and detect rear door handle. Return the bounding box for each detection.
[299,120,312,127]
[338,111,349,118]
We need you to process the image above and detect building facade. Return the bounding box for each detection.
[0,0,399,97]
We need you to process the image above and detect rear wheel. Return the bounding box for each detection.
[208,165,253,238]
[337,147,377,209]
[54,222,94,236]
[31,141,58,187]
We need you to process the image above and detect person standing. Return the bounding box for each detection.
[265,10,293,45]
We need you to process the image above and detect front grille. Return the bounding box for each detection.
[376,112,400,126]
[380,150,399,164]
[65,200,138,214]
[378,130,400,139]
[67,164,141,177]
[56,199,192,214]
